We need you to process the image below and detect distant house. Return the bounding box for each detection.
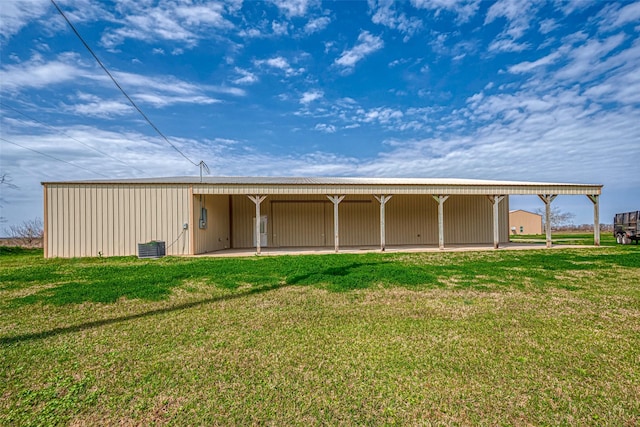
[509,210,543,235]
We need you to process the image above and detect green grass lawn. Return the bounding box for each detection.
[1,245,639,425]
[509,231,619,246]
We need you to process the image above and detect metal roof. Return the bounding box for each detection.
[42,176,602,195]
[42,176,600,187]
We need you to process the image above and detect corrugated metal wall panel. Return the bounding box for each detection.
[386,195,438,245]
[45,184,191,258]
[444,196,492,244]
[272,201,326,247]
[193,195,230,254]
[231,195,255,248]
[340,197,379,246]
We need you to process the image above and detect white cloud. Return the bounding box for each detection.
[0,54,87,91]
[539,18,558,34]
[67,99,133,117]
[99,2,234,48]
[369,0,423,38]
[508,51,561,73]
[410,0,480,23]
[304,16,331,34]
[254,56,304,76]
[554,33,627,81]
[272,21,289,36]
[314,123,336,133]
[334,31,384,72]
[488,38,530,53]
[233,68,259,85]
[598,1,640,30]
[174,3,229,27]
[300,90,324,104]
[270,0,319,17]
[485,0,541,52]
[0,53,241,116]
[0,0,50,40]
[238,27,264,38]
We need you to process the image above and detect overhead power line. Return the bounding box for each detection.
[0,137,110,178]
[0,101,147,175]
[50,0,210,179]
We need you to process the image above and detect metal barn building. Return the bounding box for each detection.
[509,209,544,235]
[41,177,603,258]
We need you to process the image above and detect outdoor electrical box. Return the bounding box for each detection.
[199,207,207,229]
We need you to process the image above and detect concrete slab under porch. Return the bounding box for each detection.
[190,242,594,258]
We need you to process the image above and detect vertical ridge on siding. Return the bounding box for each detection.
[43,185,49,258]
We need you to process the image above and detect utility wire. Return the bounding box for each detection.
[0,137,110,178]
[0,101,147,174]
[50,0,208,174]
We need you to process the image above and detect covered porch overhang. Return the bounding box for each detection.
[188,178,603,255]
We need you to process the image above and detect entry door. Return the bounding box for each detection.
[253,215,268,247]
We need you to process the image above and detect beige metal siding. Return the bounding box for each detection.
[442,196,509,244]
[387,195,438,245]
[227,194,509,248]
[444,196,490,244]
[339,197,379,246]
[45,184,191,258]
[272,201,326,247]
[193,195,231,254]
[231,195,256,248]
[509,210,543,235]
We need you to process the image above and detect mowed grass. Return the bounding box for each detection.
[1,245,639,425]
[509,231,620,246]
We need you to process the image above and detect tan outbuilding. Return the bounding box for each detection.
[509,209,543,235]
[41,177,603,258]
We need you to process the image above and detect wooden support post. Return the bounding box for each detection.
[327,195,345,253]
[538,194,557,248]
[487,195,505,249]
[432,195,449,250]
[374,195,392,251]
[587,195,600,247]
[247,195,267,255]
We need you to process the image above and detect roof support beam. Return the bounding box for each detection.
[248,195,267,255]
[538,194,557,248]
[432,195,449,250]
[374,195,392,251]
[327,195,345,253]
[487,195,506,249]
[587,195,600,247]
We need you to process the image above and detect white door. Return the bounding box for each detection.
[253,215,268,247]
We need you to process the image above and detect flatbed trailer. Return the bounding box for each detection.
[614,211,640,244]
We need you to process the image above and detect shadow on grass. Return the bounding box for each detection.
[2,249,638,345]
[0,282,285,346]
[1,259,434,345]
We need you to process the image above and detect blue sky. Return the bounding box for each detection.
[1,0,639,228]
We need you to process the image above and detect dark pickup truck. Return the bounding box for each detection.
[614,211,640,244]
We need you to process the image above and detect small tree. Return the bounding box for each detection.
[535,206,575,231]
[0,172,18,224]
[5,218,43,245]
